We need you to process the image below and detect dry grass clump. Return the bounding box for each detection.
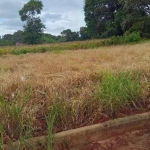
[0,42,150,144]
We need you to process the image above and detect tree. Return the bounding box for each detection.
[0,35,14,46]
[12,30,24,43]
[119,0,150,32]
[3,34,13,40]
[41,33,66,43]
[61,29,79,42]
[128,16,150,38]
[84,0,121,38]
[79,27,90,40]
[19,0,45,44]
[84,0,150,38]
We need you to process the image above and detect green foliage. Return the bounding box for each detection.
[12,30,24,43]
[94,71,144,115]
[84,0,121,38]
[0,39,14,46]
[19,0,45,44]
[41,33,66,44]
[0,37,145,56]
[19,0,43,22]
[45,108,55,150]
[40,47,47,53]
[2,34,12,40]
[0,123,4,146]
[23,18,45,44]
[101,21,118,38]
[61,29,79,42]
[84,0,99,37]
[128,17,150,39]
[79,27,90,40]
[84,0,150,38]
[0,30,24,46]
[120,0,149,32]
[105,36,124,45]
[11,49,29,55]
[0,86,33,143]
[124,32,141,43]
[104,32,141,46]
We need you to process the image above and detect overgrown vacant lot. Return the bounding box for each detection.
[0,42,150,144]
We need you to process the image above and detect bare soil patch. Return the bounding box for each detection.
[78,129,150,150]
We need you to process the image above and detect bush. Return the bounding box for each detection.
[104,32,141,46]
[124,32,141,43]
[104,36,124,46]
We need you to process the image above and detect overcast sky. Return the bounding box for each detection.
[0,0,85,36]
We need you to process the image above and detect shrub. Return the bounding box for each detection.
[104,32,142,46]
[106,36,124,45]
[124,32,141,43]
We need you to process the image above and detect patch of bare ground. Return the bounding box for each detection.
[77,129,150,150]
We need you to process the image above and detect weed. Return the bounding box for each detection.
[40,47,47,53]
[45,107,55,150]
[94,71,145,115]
[0,86,33,145]
[0,123,4,147]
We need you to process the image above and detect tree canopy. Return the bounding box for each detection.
[84,0,150,38]
[61,29,79,42]
[19,0,45,44]
[79,27,90,40]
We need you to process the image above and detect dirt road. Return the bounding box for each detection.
[78,129,150,150]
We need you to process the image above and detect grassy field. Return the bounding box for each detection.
[0,41,150,147]
[0,39,107,56]
[0,38,147,56]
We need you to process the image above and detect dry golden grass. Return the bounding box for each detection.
[0,43,150,93]
[0,42,150,143]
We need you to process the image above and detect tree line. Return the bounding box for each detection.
[0,28,89,46]
[1,0,150,46]
[0,0,89,46]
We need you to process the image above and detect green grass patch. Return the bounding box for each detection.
[94,70,145,115]
[45,108,55,150]
[0,86,33,144]
[0,36,147,56]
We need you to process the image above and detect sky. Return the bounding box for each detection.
[0,0,85,36]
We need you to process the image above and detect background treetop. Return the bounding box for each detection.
[19,0,43,22]
[19,0,45,44]
[84,0,150,38]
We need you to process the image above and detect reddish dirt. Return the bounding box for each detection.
[77,129,150,150]
[95,108,149,124]
[33,91,150,137]
[33,108,149,137]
